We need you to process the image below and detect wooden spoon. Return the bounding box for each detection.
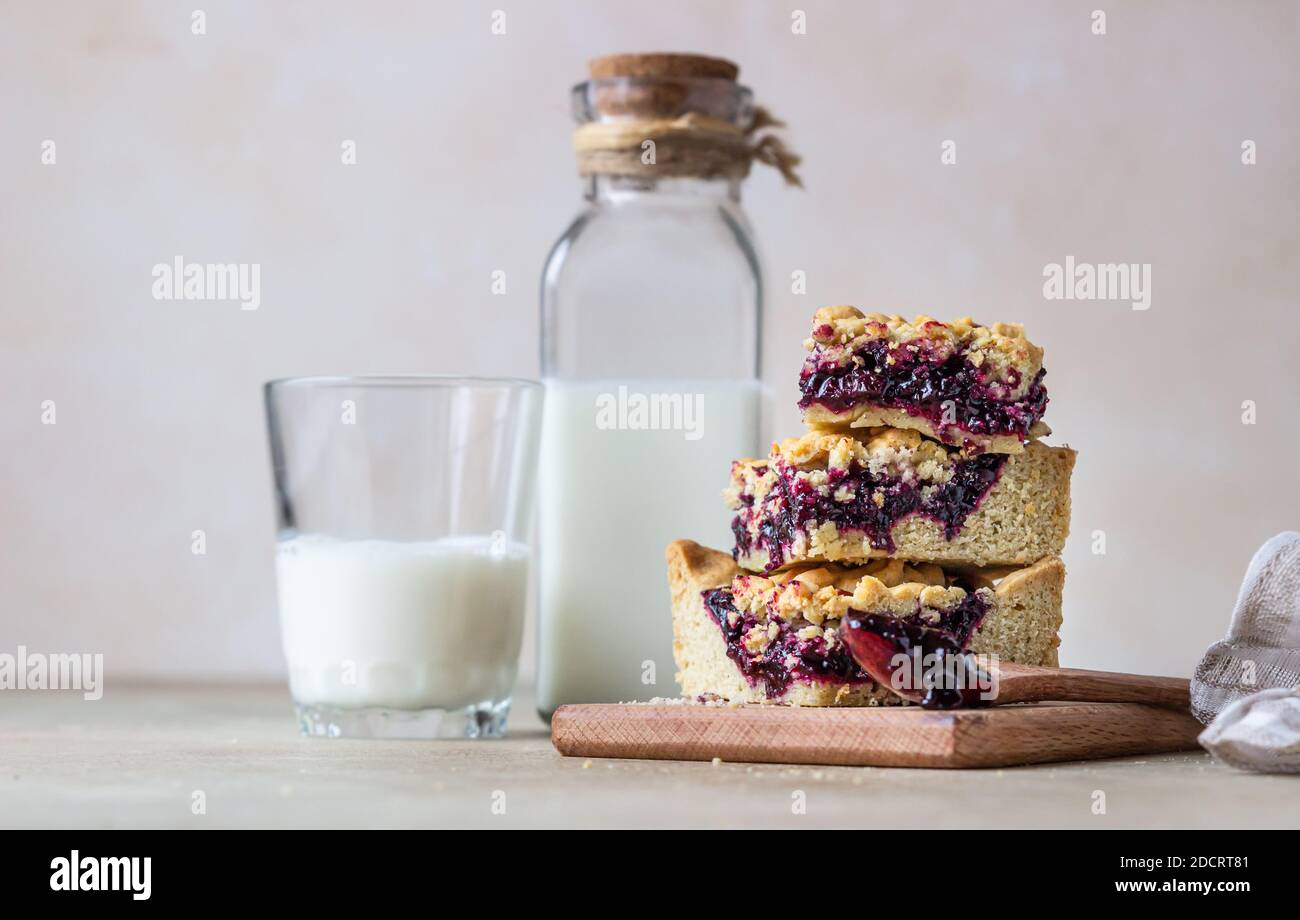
[979,661,1189,708]
[839,612,1190,710]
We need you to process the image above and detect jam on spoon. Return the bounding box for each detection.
[839,610,996,709]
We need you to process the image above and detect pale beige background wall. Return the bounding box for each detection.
[2,0,1297,682]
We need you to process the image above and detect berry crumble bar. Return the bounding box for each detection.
[666,540,1064,706]
[799,306,1051,453]
[727,429,1074,571]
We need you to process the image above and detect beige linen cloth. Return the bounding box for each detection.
[1192,532,1300,772]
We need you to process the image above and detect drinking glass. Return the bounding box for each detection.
[264,376,542,739]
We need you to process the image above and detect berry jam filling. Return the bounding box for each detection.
[798,338,1048,442]
[839,592,993,710]
[702,588,873,699]
[732,453,1006,571]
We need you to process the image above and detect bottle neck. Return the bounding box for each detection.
[585,174,742,205]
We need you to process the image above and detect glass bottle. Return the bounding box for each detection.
[537,66,764,716]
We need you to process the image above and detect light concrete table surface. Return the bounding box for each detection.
[2,682,1296,829]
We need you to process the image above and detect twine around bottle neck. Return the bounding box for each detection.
[572,107,803,187]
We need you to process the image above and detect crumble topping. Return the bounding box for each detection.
[773,429,958,485]
[725,457,776,506]
[730,558,972,631]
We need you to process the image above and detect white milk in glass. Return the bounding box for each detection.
[537,378,761,713]
[277,535,527,710]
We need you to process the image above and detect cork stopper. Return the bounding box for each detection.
[585,53,742,120]
[588,53,739,82]
[573,52,802,186]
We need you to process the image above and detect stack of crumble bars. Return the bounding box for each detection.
[667,306,1075,705]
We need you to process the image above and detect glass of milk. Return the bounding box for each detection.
[265,376,542,739]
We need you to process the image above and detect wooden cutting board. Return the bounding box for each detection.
[551,701,1205,768]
